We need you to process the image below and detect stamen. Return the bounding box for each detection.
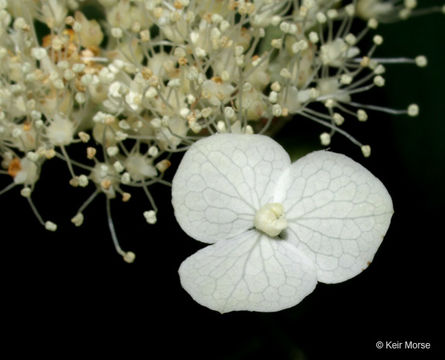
[106,196,135,263]
[80,56,109,63]
[347,101,410,115]
[0,182,17,196]
[76,189,100,215]
[353,57,418,65]
[25,196,57,231]
[60,145,77,180]
[300,110,363,147]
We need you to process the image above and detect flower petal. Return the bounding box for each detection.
[172,134,290,243]
[274,151,393,284]
[179,230,317,313]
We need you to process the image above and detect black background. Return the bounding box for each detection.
[1,5,444,359]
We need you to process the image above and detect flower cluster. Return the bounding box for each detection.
[0,0,442,261]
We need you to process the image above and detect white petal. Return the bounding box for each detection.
[172,134,290,243]
[274,151,393,284]
[179,230,317,313]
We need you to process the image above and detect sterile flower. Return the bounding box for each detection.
[172,134,393,313]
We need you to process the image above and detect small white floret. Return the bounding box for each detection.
[224,107,235,120]
[107,146,119,157]
[111,27,123,38]
[113,161,124,173]
[327,9,338,19]
[31,47,47,60]
[404,0,417,9]
[71,213,84,227]
[320,132,331,146]
[309,31,319,44]
[271,38,283,49]
[145,87,157,99]
[155,159,171,173]
[121,172,131,185]
[291,39,308,54]
[333,113,344,126]
[78,174,89,187]
[78,132,90,143]
[268,91,278,103]
[373,35,383,45]
[125,154,157,181]
[340,74,353,85]
[123,251,136,263]
[361,145,371,158]
[143,210,157,224]
[368,18,378,29]
[272,104,282,117]
[407,104,419,117]
[14,159,39,185]
[20,187,32,198]
[415,55,427,67]
[345,33,357,46]
[46,115,75,146]
[271,81,281,92]
[45,221,57,232]
[75,92,86,104]
[316,12,327,23]
[26,151,39,162]
[373,76,385,87]
[216,121,226,133]
[148,146,159,157]
[357,109,368,122]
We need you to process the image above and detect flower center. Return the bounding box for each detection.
[254,203,287,237]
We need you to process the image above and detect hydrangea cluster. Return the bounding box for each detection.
[0,0,442,262]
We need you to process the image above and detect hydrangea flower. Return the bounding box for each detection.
[172,134,393,313]
[0,0,440,262]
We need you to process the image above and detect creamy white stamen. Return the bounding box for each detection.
[254,203,287,237]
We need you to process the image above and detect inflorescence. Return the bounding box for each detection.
[0,0,442,261]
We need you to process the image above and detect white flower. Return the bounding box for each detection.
[13,158,39,185]
[124,153,157,181]
[46,114,75,146]
[172,134,393,313]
